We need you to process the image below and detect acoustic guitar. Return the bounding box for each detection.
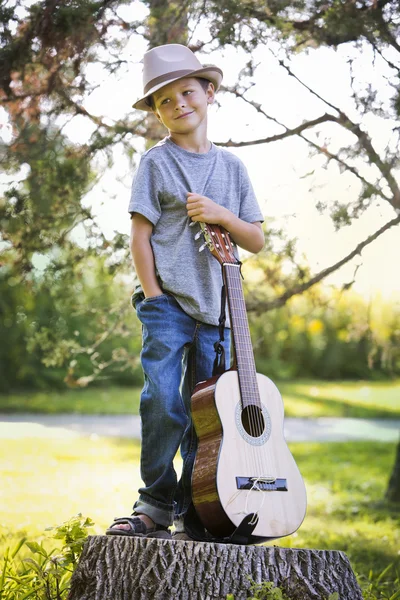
[191,222,307,542]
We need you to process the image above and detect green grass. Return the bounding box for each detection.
[279,379,400,419]
[0,379,399,418]
[278,442,400,578]
[0,386,142,415]
[0,436,399,595]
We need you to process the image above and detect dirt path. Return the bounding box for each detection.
[0,413,398,442]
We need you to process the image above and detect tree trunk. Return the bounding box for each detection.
[68,536,363,600]
[142,0,189,148]
[386,434,400,502]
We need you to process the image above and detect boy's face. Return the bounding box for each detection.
[152,77,214,135]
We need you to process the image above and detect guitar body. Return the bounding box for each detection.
[190,222,307,543]
[192,370,307,541]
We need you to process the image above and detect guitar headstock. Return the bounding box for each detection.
[194,222,238,266]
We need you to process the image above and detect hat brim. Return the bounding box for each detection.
[132,66,223,111]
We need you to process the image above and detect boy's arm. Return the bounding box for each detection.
[186,193,264,254]
[130,213,163,298]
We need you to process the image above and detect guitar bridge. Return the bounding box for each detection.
[236,476,288,491]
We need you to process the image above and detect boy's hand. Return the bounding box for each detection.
[186,191,264,254]
[186,192,226,224]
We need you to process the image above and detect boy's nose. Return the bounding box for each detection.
[174,98,186,110]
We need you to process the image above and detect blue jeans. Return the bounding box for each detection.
[133,292,230,527]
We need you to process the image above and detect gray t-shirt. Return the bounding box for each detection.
[128,136,263,327]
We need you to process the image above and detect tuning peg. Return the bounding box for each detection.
[199,243,207,252]
[194,231,202,240]
[189,220,196,227]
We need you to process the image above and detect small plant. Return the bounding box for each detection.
[226,582,341,599]
[359,564,400,600]
[226,580,291,599]
[0,514,94,599]
[249,581,290,599]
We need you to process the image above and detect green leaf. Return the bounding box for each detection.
[0,550,8,592]
[22,557,42,573]
[25,541,47,557]
[376,563,392,583]
[11,536,27,559]
[18,588,42,600]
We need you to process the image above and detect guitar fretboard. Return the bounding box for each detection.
[223,264,261,410]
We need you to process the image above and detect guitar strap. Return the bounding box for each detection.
[212,279,227,376]
[184,502,261,544]
[190,253,263,544]
[212,260,243,377]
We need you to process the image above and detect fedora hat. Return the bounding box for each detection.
[133,44,223,111]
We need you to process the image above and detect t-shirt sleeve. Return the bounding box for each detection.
[128,155,163,226]
[238,161,264,224]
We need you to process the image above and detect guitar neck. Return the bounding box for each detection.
[223,263,261,409]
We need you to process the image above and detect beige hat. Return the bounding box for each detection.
[133,44,223,111]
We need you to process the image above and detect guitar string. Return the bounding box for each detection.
[224,262,259,491]
[238,267,266,490]
[215,232,253,485]
[226,265,263,488]
[227,266,265,444]
[225,265,256,484]
[225,265,267,497]
[210,228,254,491]
[228,263,273,520]
[227,477,266,524]
[217,228,268,524]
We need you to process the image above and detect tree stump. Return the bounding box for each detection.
[68,536,363,600]
[386,435,400,502]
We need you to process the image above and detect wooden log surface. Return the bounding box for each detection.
[68,536,363,600]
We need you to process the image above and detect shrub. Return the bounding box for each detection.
[0,514,93,599]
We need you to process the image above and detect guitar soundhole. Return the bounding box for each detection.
[241,405,265,438]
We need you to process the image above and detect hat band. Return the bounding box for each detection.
[144,69,197,95]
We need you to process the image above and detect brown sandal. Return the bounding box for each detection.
[106,516,171,539]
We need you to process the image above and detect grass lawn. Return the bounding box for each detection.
[0,436,399,597]
[0,386,143,415]
[0,378,399,418]
[280,379,400,419]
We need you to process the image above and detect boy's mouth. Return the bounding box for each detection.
[175,111,194,119]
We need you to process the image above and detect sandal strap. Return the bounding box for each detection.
[111,516,149,535]
[110,516,169,535]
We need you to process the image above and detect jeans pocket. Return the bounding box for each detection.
[131,291,145,310]
[137,293,170,324]
[142,293,169,304]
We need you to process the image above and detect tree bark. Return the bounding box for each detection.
[386,435,400,502]
[141,0,189,148]
[68,536,363,600]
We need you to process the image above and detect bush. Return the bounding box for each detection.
[0,514,93,599]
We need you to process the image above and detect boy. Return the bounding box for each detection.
[107,44,264,540]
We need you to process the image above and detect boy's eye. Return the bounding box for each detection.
[158,89,193,106]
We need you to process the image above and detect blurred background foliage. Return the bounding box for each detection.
[1,0,400,392]
[1,249,399,392]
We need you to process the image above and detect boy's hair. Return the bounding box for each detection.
[145,77,211,111]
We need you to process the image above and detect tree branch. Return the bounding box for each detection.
[278,60,400,210]
[365,33,400,72]
[298,131,392,203]
[247,213,400,313]
[218,86,391,203]
[215,113,338,147]
[278,59,344,115]
[373,3,400,53]
[242,0,396,48]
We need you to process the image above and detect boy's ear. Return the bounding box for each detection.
[152,109,162,122]
[206,82,215,105]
